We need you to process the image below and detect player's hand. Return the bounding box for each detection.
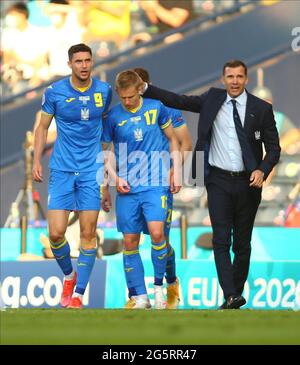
[32,161,43,182]
[170,183,181,194]
[101,186,112,212]
[249,169,264,188]
[116,177,130,194]
[169,168,181,194]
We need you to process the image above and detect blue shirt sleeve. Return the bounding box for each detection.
[41,85,55,115]
[169,108,186,129]
[158,102,172,129]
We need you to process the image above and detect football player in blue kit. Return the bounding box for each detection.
[101,70,181,309]
[134,68,192,309]
[32,44,112,309]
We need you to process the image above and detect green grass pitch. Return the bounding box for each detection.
[1,309,300,345]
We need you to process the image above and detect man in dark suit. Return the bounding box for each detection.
[142,60,281,309]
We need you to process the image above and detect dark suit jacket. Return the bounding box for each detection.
[144,85,281,180]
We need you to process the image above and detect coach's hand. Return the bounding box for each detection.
[32,161,43,182]
[249,169,264,188]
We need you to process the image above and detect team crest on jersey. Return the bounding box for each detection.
[134,128,143,141]
[79,96,90,105]
[81,108,90,121]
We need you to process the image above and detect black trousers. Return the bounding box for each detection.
[206,168,261,299]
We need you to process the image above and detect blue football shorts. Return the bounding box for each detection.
[116,188,169,234]
[143,189,173,237]
[48,169,101,211]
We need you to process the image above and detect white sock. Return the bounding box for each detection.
[64,270,75,281]
[137,294,148,301]
[73,292,83,299]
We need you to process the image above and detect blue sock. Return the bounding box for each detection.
[50,238,73,276]
[123,249,146,297]
[151,240,167,286]
[166,244,176,284]
[75,247,97,295]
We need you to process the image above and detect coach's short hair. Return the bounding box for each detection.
[68,44,92,61]
[133,68,150,84]
[222,60,248,75]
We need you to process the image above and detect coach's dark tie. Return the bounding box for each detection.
[231,99,257,172]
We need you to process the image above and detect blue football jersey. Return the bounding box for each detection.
[42,77,112,172]
[102,98,171,192]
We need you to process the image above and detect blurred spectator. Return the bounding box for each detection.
[141,0,197,33]
[193,1,255,18]
[129,0,157,46]
[45,0,84,78]
[282,181,300,227]
[274,181,300,227]
[252,86,300,155]
[214,0,247,13]
[252,85,300,204]
[28,0,52,27]
[139,0,197,43]
[75,0,131,54]
[193,0,227,16]
[1,2,49,95]
[260,0,280,5]
[130,0,252,47]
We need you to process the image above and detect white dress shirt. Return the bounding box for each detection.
[209,90,247,172]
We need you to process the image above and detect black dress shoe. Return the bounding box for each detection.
[226,295,246,309]
[218,301,228,310]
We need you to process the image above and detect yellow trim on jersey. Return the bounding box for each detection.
[123,249,139,255]
[77,85,90,92]
[50,238,67,249]
[69,77,92,92]
[123,97,143,113]
[41,111,53,117]
[160,118,172,130]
